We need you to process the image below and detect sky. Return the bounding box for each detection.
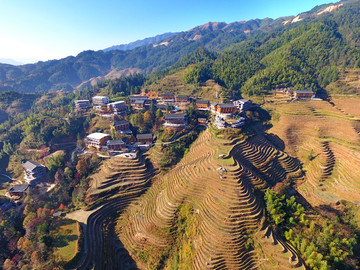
[0,0,334,64]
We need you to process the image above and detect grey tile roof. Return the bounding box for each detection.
[22,161,43,171]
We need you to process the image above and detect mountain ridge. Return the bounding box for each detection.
[0,0,350,93]
[103,32,177,52]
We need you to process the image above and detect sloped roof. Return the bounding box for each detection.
[86,133,110,140]
[111,120,129,126]
[136,133,153,140]
[106,140,125,146]
[196,100,209,104]
[9,184,29,193]
[293,90,315,94]
[165,113,187,120]
[22,161,44,171]
[218,103,236,108]
[176,95,189,99]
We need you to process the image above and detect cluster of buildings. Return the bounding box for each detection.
[76,91,254,153]
[85,131,154,153]
[6,160,49,200]
[75,96,127,114]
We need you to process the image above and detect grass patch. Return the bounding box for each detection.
[52,219,79,262]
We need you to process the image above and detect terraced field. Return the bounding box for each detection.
[116,129,305,269]
[263,98,360,207]
[75,152,153,270]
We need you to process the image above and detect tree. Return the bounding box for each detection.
[156,109,163,119]
[76,159,87,176]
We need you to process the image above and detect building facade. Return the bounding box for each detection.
[107,101,127,113]
[74,100,90,111]
[92,96,110,106]
[86,133,111,149]
[110,120,130,132]
[164,113,188,129]
[136,133,153,143]
[233,99,252,112]
[105,140,125,151]
[160,92,175,102]
[175,95,189,103]
[293,90,315,99]
[195,100,210,110]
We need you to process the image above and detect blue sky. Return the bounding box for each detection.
[0,0,334,63]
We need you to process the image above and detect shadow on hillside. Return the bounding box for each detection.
[244,106,314,208]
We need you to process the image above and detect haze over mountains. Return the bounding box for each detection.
[0,1,352,93]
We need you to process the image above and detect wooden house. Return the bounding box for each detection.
[195,100,210,110]
[292,90,315,99]
[159,92,175,102]
[130,95,148,105]
[217,104,237,114]
[110,120,130,132]
[175,95,189,103]
[164,113,188,129]
[136,133,153,143]
[105,140,125,151]
[8,184,29,198]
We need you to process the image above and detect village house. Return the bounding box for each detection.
[159,92,175,103]
[8,184,29,198]
[107,101,127,113]
[233,99,252,112]
[216,104,238,119]
[195,100,210,110]
[136,133,153,144]
[110,120,131,134]
[92,96,110,106]
[175,95,189,103]
[292,90,315,99]
[133,99,146,109]
[105,140,125,152]
[129,95,148,105]
[74,100,90,112]
[164,113,188,129]
[86,132,111,150]
[23,161,48,185]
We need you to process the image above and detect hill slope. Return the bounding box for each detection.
[116,128,305,269]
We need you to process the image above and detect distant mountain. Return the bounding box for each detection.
[0,0,355,93]
[0,58,24,66]
[103,32,177,52]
